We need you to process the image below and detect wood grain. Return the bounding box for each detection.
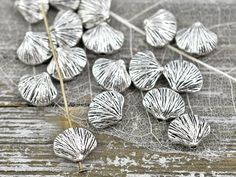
[1,0,236,176]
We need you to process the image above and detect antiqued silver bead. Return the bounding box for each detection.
[168,114,211,148]
[51,10,83,47]
[49,0,80,10]
[54,127,97,162]
[129,51,164,91]
[17,32,51,65]
[144,9,177,47]
[18,72,57,106]
[175,22,218,56]
[47,47,87,81]
[82,22,124,54]
[163,60,203,93]
[88,91,124,129]
[92,59,131,92]
[15,0,49,24]
[78,0,111,29]
[143,88,185,121]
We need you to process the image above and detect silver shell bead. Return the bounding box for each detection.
[49,0,80,10]
[15,0,49,24]
[143,88,185,121]
[47,47,87,81]
[51,10,83,47]
[88,91,124,129]
[168,113,211,148]
[175,22,218,56]
[163,60,203,93]
[92,59,131,92]
[78,0,111,29]
[17,32,51,66]
[54,127,97,162]
[129,51,164,91]
[83,22,124,54]
[18,72,57,106]
[144,9,177,47]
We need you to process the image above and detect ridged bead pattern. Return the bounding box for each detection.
[18,72,57,106]
[168,114,211,147]
[129,51,164,91]
[83,22,124,54]
[175,22,218,56]
[15,0,49,23]
[143,88,185,120]
[47,47,87,81]
[92,59,131,92]
[54,127,97,162]
[144,9,177,47]
[78,0,111,29]
[88,91,124,129]
[51,10,83,47]
[163,60,203,93]
[17,32,51,65]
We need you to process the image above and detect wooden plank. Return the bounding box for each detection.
[0,107,235,176]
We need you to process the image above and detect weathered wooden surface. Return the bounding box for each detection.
[0,0,236,176]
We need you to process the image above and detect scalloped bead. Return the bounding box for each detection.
[92,59,131,92]
[144,9,177,47]
[88,91,124,129]
[54,127,97,162]
[175,22,218,56]
[168,114,211,147]
[163,60,203,93]
[18,72,57,106]
[143,88,185,120]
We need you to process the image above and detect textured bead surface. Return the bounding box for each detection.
[168,114,211,147]
[78,0,111,29]
[143,88,185,120]
[176,22,218,56]
[47,47,87,81]
[54,127,97,162]
[88,91,124,129]
[82,22,124,54]
[144,9,177,47]
[163,60,203,93]
[17,32,51,65]
[18,72,57,106]
[51,10,83,47]
[92,59,131,92]
[49,0,80,10]
[129,51,164,91]
[15,0,49,23]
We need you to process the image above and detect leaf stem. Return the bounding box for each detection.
[40,5,84,172]
[110,11,236,82]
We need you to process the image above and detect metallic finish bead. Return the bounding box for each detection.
[144,9,177,47]
[47,47,87,81]
[18,72,57,106]
[143,88,185,121]
[54,127,97,162]
[129,51,164,91]
[176,22,218,56]
[17,32,52,66]
[78,0,111,29]
[83,22,124,54]
[88,91,124,129]
[92,59,131,92]
[49,0,80,10]
[51,10,83,47]
[168,114,211,148]
[15,0,49,24]
[163,60,203,93]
